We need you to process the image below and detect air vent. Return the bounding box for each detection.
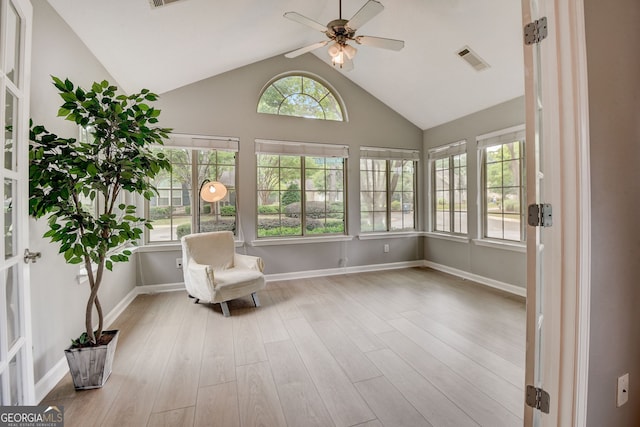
[456,46,490,71]
[149,0,182,9]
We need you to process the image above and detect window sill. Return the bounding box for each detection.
[472,238,526,253]
[358,232,421,240]
[423,232,469,243]
[137,240,245,252]
[250,235,353,247]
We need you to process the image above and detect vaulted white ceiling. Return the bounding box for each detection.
[47,0,524,130]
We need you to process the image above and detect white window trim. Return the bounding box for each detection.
[358,231,421,240]
[256,139,349,239]
[257,71,348,122]
[145,134,239,244]
[250,235,353,246]
[360,146,420,161]
[476,125,526,243]
[166,133,239,151]
[427,140,468,235]
[423,231,470,243]
[256,138,349,158]
[359,147,420,234]
[472,238,526,253]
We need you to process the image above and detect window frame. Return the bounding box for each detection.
[359,147,420,234]
[477,125,526,243]
[255,139,348,239]
[428,140,468,235]
[257,72,348,122]
[144,134,239,244]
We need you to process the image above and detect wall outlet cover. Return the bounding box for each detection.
[617,373,629,407]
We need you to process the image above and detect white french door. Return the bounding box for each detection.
[0,0,34,405]
[522,0,591,425]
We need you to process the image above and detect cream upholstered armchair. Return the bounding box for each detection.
[181,231,265,316]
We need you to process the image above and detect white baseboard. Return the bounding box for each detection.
[103,287,138,328]
[264,260,424,282]
[422,260,526,297]
[136,282,185,294]
[34,356,69,404]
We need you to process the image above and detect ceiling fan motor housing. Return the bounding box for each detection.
[327,19,356,44]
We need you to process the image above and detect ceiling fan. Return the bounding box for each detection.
[283,0,405,70]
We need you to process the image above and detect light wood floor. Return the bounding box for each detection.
[42,267,526,427]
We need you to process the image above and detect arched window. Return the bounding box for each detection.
[257,74,345,121]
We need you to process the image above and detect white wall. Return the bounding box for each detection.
[29,0,138,384]
[584,0,640,425]
[423,97,526,288]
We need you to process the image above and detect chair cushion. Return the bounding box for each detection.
[183,231,235,270]
[211,268,266,303]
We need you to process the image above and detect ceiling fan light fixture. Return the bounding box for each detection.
[332,49,345,66]
[328,43,340,57]
[284,0,403,70]
[343,44,357,59]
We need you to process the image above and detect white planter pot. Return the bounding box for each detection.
[64,330,119,390]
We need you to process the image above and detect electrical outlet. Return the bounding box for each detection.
[383,244,390,253]
[617,373,629,407]
[176,258,183,269]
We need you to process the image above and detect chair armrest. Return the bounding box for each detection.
[235,253,265,272]
[186,261,216,298]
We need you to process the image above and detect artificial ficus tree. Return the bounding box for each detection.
[29,77,172,345]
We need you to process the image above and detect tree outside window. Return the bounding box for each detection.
[147,147,236,242]
[257,154,345,237]
[483,139,524,241]
[257,74,344,121]
[432,152,467,234]
[360,152,417,233]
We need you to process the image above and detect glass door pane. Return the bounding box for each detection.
[4,2,20,86]
[0,0,33,405]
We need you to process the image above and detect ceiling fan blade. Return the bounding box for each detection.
[284,12,328,33]
[355,35,405,51]
[285,41,329,59]
[346,0,384,31]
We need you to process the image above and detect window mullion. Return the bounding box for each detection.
[386,160,391,232]
[191,150,199,234]
[520,140,526,241]
[301,156,306,236]
[482,149,488,239]
[449,156,454,233]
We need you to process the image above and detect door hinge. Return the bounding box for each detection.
[528,203,552,227]
[524,16,548,45]
[526,385,550,413]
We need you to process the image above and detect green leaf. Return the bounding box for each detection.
[60,92,77,102]
[64,248,74,262]
[87,163,98,176]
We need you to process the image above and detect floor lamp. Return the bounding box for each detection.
[198,179,227,232]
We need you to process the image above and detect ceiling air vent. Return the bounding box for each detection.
[149,0,182,9]
[457,46,490,71]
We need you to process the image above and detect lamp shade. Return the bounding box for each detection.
[200,181,227,203]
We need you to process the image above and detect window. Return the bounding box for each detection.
[360,147,419,233]
[256,139,347,238]
[257,74,345,121]
[478,126,525,242]
[146,135,238,243]
[429,141,467,234]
